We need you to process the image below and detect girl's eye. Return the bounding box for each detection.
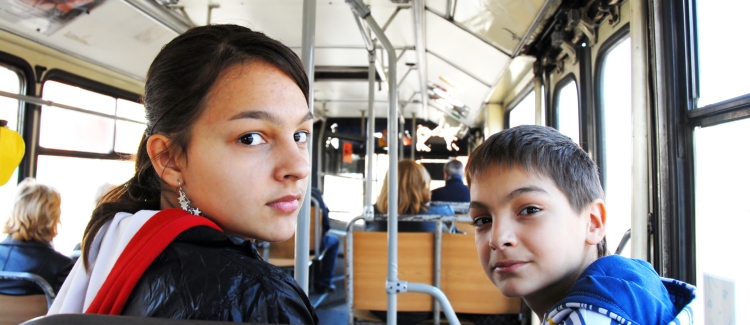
[472,216,492,227]
[294,131,309,143]
[238,133,265,146]
[519,206,541,215]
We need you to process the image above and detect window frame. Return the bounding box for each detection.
[37,69,143,163]
[0,50,35,183]
[552,74,580,142]
[594,24,631,196]
[503,83,535,129]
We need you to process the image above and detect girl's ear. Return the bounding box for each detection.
[146,134,182,187]
[585,199,607,246]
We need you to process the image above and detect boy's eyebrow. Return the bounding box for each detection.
[469,186,549,210]
[229,111,313,125]
[504,186,548,204]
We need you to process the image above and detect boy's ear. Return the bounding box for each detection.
[146,134,182,188]
[585,199,607,246]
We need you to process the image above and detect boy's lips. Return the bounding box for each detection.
[492,260,528,274]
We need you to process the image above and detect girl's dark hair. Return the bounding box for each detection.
[81,24,309,269]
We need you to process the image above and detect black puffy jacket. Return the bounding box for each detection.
[0,235,73,295]
[120,226,318,324]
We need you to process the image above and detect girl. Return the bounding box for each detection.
[49,24,317,324]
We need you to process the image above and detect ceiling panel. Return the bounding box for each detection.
[452,0,546,54]
[426,51,491,126]
[425,11,510,87]
[0,0,175,80]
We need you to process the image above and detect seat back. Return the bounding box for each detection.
[440,233,522,314]
[267,206,321,266]
[350,231,434,311]
[0,294,48,325]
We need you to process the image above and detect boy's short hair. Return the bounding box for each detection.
[466,125,607,256]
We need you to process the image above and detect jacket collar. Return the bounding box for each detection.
[1,235,51,248]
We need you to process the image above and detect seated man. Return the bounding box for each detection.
[466,125,695,324]
[431,159,470,203]
[310,187,339,294]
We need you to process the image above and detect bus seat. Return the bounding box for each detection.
[441,233,522,314]
[0,271,56,325]
[0,294,48,325]
[20,314,263,325]
[453,221,475,235]
[266,206,323,268]
[350,231,434,312]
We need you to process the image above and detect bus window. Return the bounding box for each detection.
[695,0,750,107]
[0,65,23,230]
[115,98,147,154]
[40,81,116,153]
[508,90,535,128]
[693,118,749,324]
[599,37,632,257]
[555,79,579,144]
[35,80,143,254]
[35,156,135,255]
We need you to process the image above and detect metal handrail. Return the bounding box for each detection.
[615,229,632,256]
[0,271,56,308]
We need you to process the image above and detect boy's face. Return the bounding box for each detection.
[469,164,602,308]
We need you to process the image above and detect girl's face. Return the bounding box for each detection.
[178,61,312,241]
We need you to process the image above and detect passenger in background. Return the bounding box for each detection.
[431,159,470,203]
[70,182,117,264]
[309,187,339,294]
[367,159,454,233]
[0,178,73,295]
[48,25,317,324]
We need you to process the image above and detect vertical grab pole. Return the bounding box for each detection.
[432,222,442,324]
[411,113,416,160]
[365,51,376,211]
[296,0,316,293]
[534,75,543,126]
[630,0,649,260]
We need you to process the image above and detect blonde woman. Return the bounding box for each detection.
[368,159,454,233]
[0,178,73,295]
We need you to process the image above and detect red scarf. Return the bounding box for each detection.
[85,208,222,315]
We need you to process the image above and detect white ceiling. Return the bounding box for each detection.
[0,0,550,127]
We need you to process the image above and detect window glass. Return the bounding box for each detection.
[40,81,117,153]
[39,107,115,153]
[114,120,146,154]
[600,37,632,257]
[508,90,535,128]
[116,98,146,123]
[0,65,22,232]
[35,155,135,254]
[695,0,750,107]
[693,118,749,324]
[42,81,115,115]
[556,80,580,144]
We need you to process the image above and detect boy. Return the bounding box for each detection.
[465,125,695,324]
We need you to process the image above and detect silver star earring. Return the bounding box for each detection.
[177,180,201,216]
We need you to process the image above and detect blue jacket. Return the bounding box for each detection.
[544,255,695,325]
[431,175,470,203]
[0,235,73,295]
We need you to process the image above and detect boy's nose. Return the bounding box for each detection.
[489,223,517,250]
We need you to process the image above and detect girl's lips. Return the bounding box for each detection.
[267,195,300,213]
[493,261,528,274]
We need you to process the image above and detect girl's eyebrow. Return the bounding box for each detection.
[228,110,313,126]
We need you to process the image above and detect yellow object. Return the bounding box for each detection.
[0,123,25,186]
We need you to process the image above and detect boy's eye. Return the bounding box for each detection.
[294,131,309,143]
[519,206,541,215]
[472,216,492,227]
[239,133,266,146]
